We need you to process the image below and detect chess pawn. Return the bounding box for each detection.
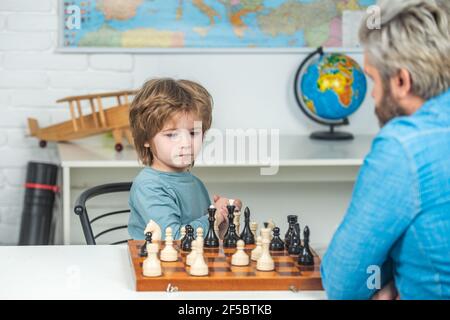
[240,207,255,245]
[223,224,239,248]
[269,227,285,251]
[250,221,258,237]
[256,238,275,271]
[160,227,178,262]
[186,239,198,266]
[189,239,208,276]
[205,205,219,248]
[251,236,263,261]
[231,240,249,266]
[144,219,162,241]
[143,243,162,277]
[139,232,152,257]
[180,226,186,241]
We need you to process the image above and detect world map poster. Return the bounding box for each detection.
[60,0,377,51]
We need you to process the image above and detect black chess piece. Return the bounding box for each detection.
[284,215,298,249]
[240,207,255,244]
[139,232,152,257]
[223,224,239,248]
[288,223,302,255]
[298,226,314,266]
[270,227,285,251]
[181,225,195,252]
[223,204,236,240]
[204,206,219,248]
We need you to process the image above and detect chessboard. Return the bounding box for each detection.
[128,240,323,292]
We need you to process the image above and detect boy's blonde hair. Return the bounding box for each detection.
[129,78,213,166]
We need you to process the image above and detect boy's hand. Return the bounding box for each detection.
[213,195,243,214]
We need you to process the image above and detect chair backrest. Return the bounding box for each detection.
[74,182,133,245]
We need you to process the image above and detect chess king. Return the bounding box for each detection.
[321,0,450,300]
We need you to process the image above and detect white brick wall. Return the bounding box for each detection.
[0,0,135,244]
[0,0,377,246]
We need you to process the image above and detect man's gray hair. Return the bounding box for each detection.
[359,0,450,100]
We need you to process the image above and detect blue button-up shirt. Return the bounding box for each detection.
[321,89,450,299]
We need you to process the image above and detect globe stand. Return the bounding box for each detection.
[310,124,354,141]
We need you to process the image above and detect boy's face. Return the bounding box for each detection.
[149,111,204,172]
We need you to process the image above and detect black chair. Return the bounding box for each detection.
[74,182,133,245]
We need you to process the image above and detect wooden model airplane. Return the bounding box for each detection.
[28,90,137,152]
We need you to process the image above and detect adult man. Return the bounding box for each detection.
[321,0,450,299]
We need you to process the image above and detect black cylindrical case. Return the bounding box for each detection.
[19,162,59,245]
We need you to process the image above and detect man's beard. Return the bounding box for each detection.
[375,83,408,127]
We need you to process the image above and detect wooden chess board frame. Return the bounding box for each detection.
[128,240,323,292]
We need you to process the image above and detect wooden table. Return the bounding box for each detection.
[0,245,327,300]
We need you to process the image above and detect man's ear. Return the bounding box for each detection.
[390,68,412,100]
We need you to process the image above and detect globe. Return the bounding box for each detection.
[294,47,367,140]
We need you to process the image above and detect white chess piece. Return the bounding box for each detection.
[160,227,178,262]
[180,226,186,240]
[231,240,249,266]
[187,227,204,266]
[234,210,241,235]
[251,236,263,261]
[196,227,204,239]
[260,227,271,241]
[189,236,208,276]
[213,207,220,237]
[256,238,275,271]
[250,221,258,237]
[186,239,198,266]
[144,220,162,241]
[214,220,220,237]
[267,219,275,240]
[143,243,162,277]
